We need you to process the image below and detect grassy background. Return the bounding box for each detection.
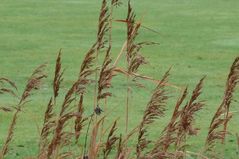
[0,0,239,158]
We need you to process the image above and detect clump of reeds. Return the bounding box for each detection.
[1,1,239,159]
[37,44,96,158]
[46,78,85,158]
[46,49,97,158]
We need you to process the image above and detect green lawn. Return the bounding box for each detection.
[1,0,239,158]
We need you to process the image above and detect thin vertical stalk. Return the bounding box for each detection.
[109,2,113,48]
[125,75,130,133]
[94,53,99,111]
[83,114,94,158]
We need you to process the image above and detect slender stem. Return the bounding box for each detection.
[113,67,183,91]
[113,41,127,67]
[83,114,94,157]
[109,3,113,48]
[125,76,130,133]
[93,52,99,111]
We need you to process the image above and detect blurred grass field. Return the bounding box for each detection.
[1,0,239,158]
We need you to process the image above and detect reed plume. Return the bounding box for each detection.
[126,2,146,74]
[125,0,147,133]
[150,78,204,159]
[103,120,119,159]
[175,77,205,153]
[97,47,115,102]
[150,88,188,156]
[38,51,63,159]
[93,0,110,111]
[75,43,96,141]
[53,50,64,99]
[205,57,239,154]
[0,64,47,159]
[136,69,170,158]
[97,0,109,50]
[79,44,97,81]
